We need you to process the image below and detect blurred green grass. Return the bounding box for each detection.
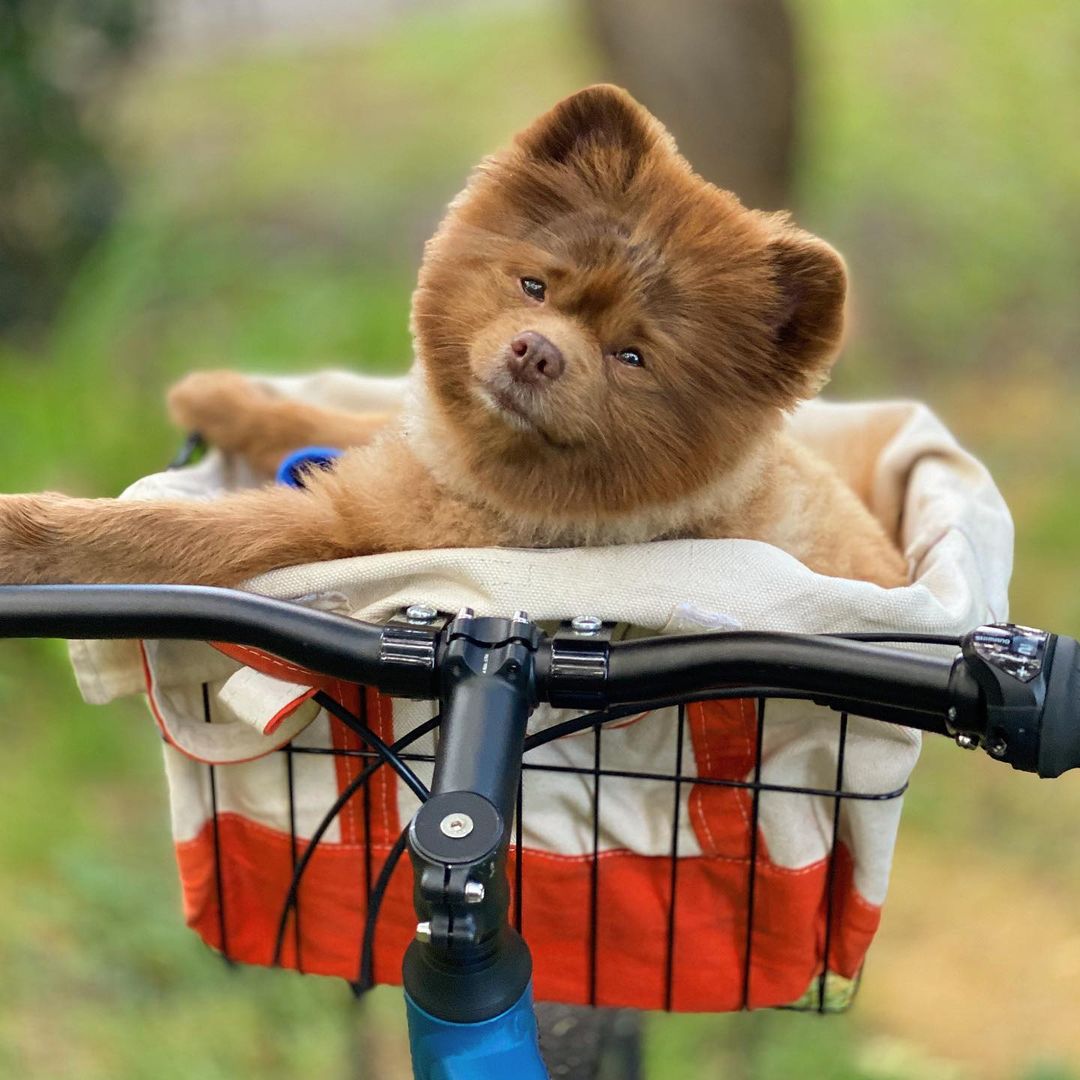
[0,1,1078,1077]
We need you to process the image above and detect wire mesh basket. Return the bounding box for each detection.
[182,676,908,1016]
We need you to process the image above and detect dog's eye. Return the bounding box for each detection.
[520,277,546,301]
[616,348,645,368]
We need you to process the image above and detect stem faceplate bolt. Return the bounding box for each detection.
[463,882,486,904]
[415,921,432,943]
[440,812,474,839]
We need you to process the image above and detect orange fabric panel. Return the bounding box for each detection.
[686,698,758,861]
[175,813,414,981]
[175,814,877,1010]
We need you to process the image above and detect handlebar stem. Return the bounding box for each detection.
[402,612,540,1025]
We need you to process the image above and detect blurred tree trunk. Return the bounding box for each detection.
[582,0,798,210]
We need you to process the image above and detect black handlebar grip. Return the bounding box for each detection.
[1037,635,1080,778]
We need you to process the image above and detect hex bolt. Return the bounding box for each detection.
[405,603,438,625]
[415,921,432,943]
[457,607,475,622]
[955,733,979,751]
[988,738,1008,759]
[464,881,486,904]
[439,812,475,839]
[512,610,529,624]
[571,614,603,635]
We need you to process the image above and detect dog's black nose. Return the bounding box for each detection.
[507,331,564,383]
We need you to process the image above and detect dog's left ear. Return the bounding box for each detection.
[514,84,674,177]
[767,228,848,382]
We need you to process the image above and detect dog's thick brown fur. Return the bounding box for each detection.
[0,86,907,590]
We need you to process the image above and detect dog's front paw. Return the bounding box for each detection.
[167,371,279,453]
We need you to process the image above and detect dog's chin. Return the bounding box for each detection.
[468,375,587,451]
[472,382,575,451]
[477,384,537,435]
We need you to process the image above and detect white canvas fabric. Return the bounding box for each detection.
[67,371,1013,908]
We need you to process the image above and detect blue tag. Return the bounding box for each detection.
[276,446,343,489]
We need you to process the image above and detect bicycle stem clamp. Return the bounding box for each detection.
[544,616,615,709]
[377,605,452,699]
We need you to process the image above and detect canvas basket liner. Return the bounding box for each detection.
[68,372,1013,1012]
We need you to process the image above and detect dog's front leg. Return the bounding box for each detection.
[0,486,366,586]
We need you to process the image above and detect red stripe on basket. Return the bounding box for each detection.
[174,809,879,1009]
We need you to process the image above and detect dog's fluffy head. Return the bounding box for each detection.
[411,85,846,525]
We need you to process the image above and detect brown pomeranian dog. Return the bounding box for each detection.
[0,86,907,589]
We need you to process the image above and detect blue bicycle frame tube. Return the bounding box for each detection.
[406,984,547,1080]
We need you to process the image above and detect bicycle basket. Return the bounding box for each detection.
[67,372,1013,1014]
[149,645,910,1013]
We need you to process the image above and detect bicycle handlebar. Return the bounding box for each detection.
[0,583,390,683]
[601,633,973,730]
[0,584,1077,778]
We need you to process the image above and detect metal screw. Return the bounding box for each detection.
[457,607,475,622]
[406,603,438,624]
[947,706,958,729]
[571,614,603,635]
[988,738,1008,759]
[440,812,474,838]
[512,610,529,624]
[955,732,979,751]
[415,921,432,943]
[464,881,485,904]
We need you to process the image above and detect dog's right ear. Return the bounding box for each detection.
[766,227,848,393]
[514,85,675,177]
